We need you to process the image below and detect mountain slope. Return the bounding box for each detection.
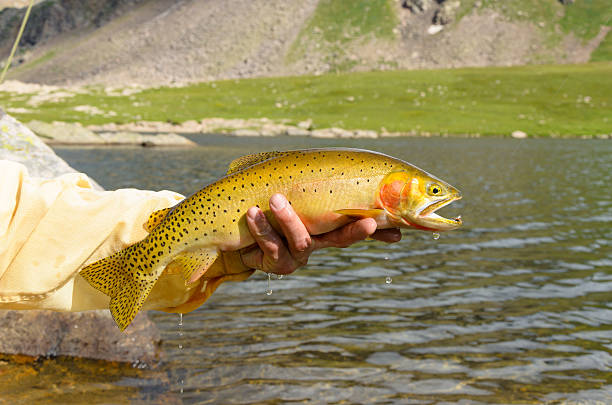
[0,0,610,86]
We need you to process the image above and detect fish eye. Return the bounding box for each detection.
[427,183,444,196]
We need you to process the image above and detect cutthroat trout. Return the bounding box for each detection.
[81,148,462,330]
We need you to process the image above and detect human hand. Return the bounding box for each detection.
[240,193,401,275]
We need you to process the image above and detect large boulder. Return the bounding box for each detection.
[0,108,161,365]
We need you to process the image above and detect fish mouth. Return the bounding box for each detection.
[418,195,463,227]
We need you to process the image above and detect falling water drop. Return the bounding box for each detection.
[433,233,440,240]
[177,313,184,394]
[385,276,392,284]
[266,273,273,295]
[277,274,284,280]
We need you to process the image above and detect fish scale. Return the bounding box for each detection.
[80,148,462,330]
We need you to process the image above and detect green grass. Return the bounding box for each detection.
[591,30,612,61]
[286,0,397,69]
[559,0,612,39]
[456,0,611,58]
[0,62,611,137]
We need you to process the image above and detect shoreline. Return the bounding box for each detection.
[87,119,610,140]
[19,118,612,146]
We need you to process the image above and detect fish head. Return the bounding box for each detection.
[377,170,462,231]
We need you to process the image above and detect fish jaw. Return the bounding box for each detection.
[413,194,463,231]
[395,177,463,232]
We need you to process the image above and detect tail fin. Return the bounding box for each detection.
[80,248,154,331]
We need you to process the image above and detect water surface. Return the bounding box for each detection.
[3,136,610,404]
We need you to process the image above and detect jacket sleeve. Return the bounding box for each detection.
[0,160,196,311]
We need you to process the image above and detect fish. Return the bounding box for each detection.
[80,148,462,330]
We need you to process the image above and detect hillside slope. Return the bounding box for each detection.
[0,0,610,86]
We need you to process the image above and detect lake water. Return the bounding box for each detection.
[3,136,611,404]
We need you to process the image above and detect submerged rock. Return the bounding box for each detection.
[0,109,161,365]
[0,311,160,364]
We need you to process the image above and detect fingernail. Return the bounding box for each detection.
[270,194,286,211]
[247,207,265,223]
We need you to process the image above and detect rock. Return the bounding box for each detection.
[233,128,261,136]
[329,127,355,138]
[26,121,195,146]
[427,25,444,35]
[311,128,337,138]
[432,0,461,26]
[0,109,161,365]
[1,113,78,179]
[98,131,196,146]
[286,127,311,136]
[297,119,313,130]
[27,120,105,145]
[354,130,379,139]
[0,310,160,365]
[511,130,528,139]
[402,0,433,13]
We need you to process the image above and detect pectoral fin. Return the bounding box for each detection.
[169,249,219,284]
[334,208,386,218]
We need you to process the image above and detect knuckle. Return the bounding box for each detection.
[266,244,280,262]
[295,236,313,253]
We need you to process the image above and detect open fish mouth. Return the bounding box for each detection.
[419,195,463,226]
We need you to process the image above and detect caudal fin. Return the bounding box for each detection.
[80,248,154,331]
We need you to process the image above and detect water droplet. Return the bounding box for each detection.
[178,344,183,349]
[277,274,283,280]
[384,256,389,261]
[385,276,392,284]
[266,273,273,295]
[433,233,440,240]
[178,313,183,326]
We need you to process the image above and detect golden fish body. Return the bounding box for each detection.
[81,148,462,330]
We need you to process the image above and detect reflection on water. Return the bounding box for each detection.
[3,136,611,404]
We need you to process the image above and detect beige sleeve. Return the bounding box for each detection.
[0,160,189,311]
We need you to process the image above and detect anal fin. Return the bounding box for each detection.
[169,249,219,284]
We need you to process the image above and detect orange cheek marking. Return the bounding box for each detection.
[379,180,404,209]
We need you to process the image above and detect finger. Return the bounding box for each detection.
[313,218,378,250]
[244,206,297,274]
[239,245,264,272]
[269,194,313,265]
[370,228,402,243]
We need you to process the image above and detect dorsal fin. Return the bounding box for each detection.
[227,151,286,174]
[143,207,172,232]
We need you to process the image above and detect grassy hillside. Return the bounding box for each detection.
[1,62,610,137]
[287,0,398,70]
[591,31,612,61]
[455,0,610,40]
[1,0,610,85]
